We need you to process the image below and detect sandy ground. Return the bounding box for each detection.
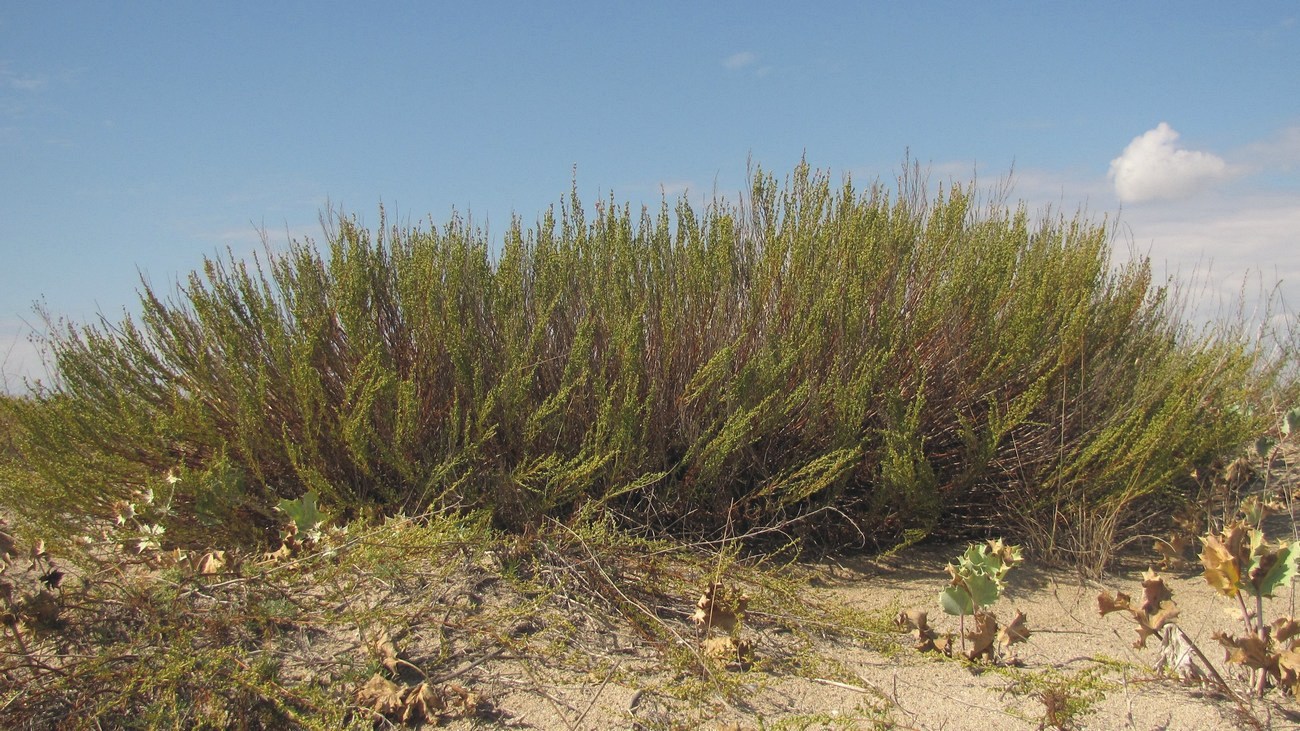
[461,536,1300,730]
[447,447,1300,730]
[808,546,1299,730]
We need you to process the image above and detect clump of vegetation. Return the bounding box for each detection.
[896,539,1030,662]
[0,494,905,730]
[999,664,1114,731]
[1,161,1276,571]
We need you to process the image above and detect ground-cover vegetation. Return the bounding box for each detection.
[2,162,1277,567]
[0,500,899,729]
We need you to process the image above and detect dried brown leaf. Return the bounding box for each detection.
[402,682,444,725]
[1213,631,1275,672]
[196,550,227,576]
[701,635,755,669]
[356,674,405,718]
[1201,533,1243,598]
[965,611,999,662]
[261,542,294,564]
[896,609,942,652]
[372,630,401,674]
[1278,649,1300,696]
[1131,600,1180,649]
[1097,590,1132,616]
[444,682,481,716]
[1153,534,1190,569]
[692,583,747,635]
[999,609,1031,646]
[1224,456,1253,489]
[1140,568,1174,614]
[1273,616,1300,645]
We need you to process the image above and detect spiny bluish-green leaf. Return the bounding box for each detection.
[1247,542,1300,598]
[965,571,1001,609]
[278,491,326,533]
[939,585,974,616]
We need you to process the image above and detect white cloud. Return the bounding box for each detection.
[1108,123,1232,203]
[1241,124,1300,172]
[722,51,758,70]
[1110,193,1300,330]
[969,155,1298,332]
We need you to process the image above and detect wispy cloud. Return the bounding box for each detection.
[656,180,695,198]
[1115,193,1300,325]
[1240,124,1300,172]
[1108,123,1233,203]
[0,63,47,91]
[722,51,758,70]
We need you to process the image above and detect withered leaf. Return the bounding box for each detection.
[1140,568,1174,614]
[444,682,480,716]
[261,542,294,564]
[1213,631,1275,672]
[1132,600,1180,649]
[1278,649,1300,696]
[701,635,755,669]
[1200,534,1243,598]
[964,611,999,662]
[1097,590,1132,616]
[692,583,747,635]
[372,630,401,674]
[1224,456,1253,488]
[402,681,444,724]
[999,609,1031,646]
[196,551,226,576]
[356,674,405,717]
[1153,534,1190,568]
[1272,616,1300,645]
[896,609,941,652]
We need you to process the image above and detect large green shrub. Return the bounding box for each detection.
[0,163,1274,563]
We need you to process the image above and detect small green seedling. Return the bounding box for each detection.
[898,539,1030,662]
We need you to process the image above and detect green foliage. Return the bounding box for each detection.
[999,664,1114,730]
[0,162,1278,563]
[277,491,326,535]
[940,540,1022,616]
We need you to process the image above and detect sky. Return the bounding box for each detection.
[2,2,1298,389]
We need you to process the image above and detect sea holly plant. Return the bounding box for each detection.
[940,539,1021,617]
[1200,521,1300,696]
[264,491,340,562]
[1108,522,1300,697]
[898,539,1030,662]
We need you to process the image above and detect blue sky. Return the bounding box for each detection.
[3,2,1298,387]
